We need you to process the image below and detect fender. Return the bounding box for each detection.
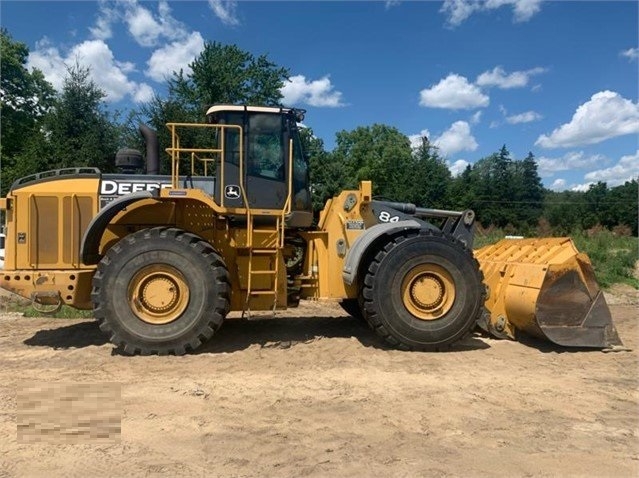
[81,190,157,264]
[342,220,425,286]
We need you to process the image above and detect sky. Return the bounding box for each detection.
[1,0,638,192]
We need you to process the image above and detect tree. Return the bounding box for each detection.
[543,190,586,235]
[608,179,638,235]
[449,164,478,212]
[300,128,345,211]
[513,152,544,228]
[331,124,415,202]
[412,137,452,208]
[0,29,55,195]
[42,63,121,172]
[583,182,610,230]
[138,42,290,170]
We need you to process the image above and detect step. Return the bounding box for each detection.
[249,290,277,296]
[250,270,277,275]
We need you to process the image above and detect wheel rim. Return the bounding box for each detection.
[401,264,456,321]
[128,265,190,325]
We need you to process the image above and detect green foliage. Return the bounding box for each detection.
[454,146,545,230]
[544,180,638,236]
[301,128,346,210]
[330,124,414,201]
[412,137,452,208]
[42,63,121,172]
[2,303,94,319]
[573,230,639,289]
[138,41,290,172]
[0,29,56,195]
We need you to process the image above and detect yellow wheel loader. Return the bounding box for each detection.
[0,105,623,354]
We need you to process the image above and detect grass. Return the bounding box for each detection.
[1,300,93,319]
[572,230,639,289]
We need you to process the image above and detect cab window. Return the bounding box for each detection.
[247,114,284,179]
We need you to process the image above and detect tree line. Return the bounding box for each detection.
[1,29,637,236]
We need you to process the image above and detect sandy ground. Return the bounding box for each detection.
[0,288,637,478]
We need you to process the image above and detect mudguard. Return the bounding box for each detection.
[342,220,422,286]
[81,190,157,264]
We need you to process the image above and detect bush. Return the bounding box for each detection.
[572,230,639,289]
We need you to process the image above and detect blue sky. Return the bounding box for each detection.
[2,0,638,191]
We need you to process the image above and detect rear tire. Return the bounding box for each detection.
[339,299,364,320]
[92,227,230,355]
[362,230,484,351]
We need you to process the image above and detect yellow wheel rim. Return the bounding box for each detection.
[128,265,190,325]
[401,264,455,321]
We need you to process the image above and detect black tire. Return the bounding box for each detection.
[361,230,484,351]
[92,227,230,355]
[339,298,364,320]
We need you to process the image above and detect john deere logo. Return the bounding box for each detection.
[225,185,241,199]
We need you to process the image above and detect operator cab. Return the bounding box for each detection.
[206,105,313,227]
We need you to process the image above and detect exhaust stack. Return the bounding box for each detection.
[139,124,159,175]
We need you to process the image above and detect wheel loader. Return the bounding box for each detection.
[0,105,623,354]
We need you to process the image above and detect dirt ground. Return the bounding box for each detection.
[0,287,637,478]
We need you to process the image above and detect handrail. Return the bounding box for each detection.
[165,123,243,195]
[70,194,76,267]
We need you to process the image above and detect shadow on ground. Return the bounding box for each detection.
[22,315,490,354]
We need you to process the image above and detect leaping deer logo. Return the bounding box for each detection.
[225,185,241,199]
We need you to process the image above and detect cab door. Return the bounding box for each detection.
[214,111,288,211]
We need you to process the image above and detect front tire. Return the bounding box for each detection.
[362,231,484,351]
[92,227,230,355]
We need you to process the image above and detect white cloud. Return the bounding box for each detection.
[29,0,203,102]
[476,66,546,89]
[28,38,150,104]
[123,0,187,47]
[408,129,431,149]
[133,83,155,103]
[146,32,205,82]
[440,0,481,26]
[506,110,543,124]
[620,47,639,61]
[280,75,345,107]
[470,111,482,124]
[571,183,594,192]
[535,91,639,148]
[89,0,118,40]
[485,0,543,22]
[536,151,608,177]
[448,159,470,176]
[27,38,68,91]
[583,149,639,186]
[432,121,478,157]
[441,0,543,26]
[208,0,239,26]
[419,74,489,110]
[549,178,566,191]
[410,122,478,157]
[90,1,191,48]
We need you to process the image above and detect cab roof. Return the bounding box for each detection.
[205,104,305,121]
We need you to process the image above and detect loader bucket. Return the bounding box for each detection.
[474,237,623,349]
